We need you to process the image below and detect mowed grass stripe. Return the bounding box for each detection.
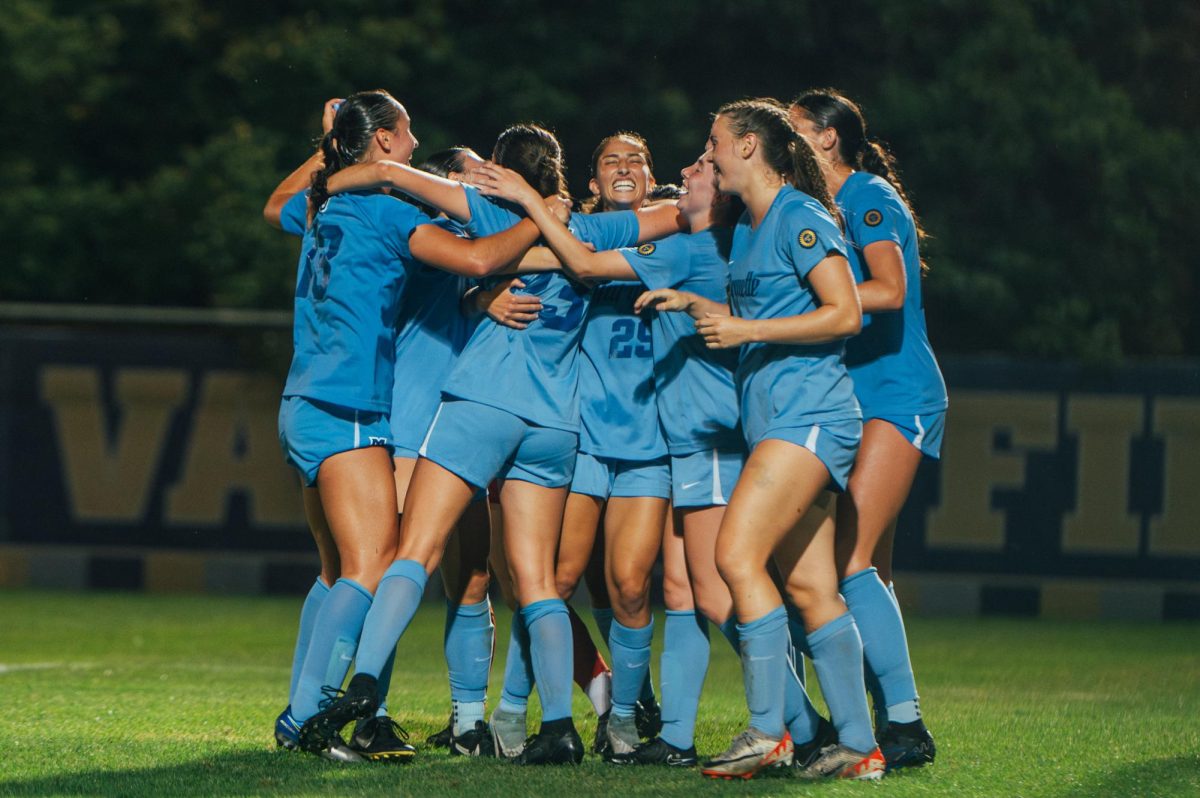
[1,590,1197,797]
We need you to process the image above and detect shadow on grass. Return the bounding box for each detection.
[1062,754,1200,798]
[0,748,819,798]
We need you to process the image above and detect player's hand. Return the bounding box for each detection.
[695,313,754,349]
[634,288,691,314]
[470,163,542,210]
[481,278,543,329]
[545,195,572,224]
[322,98,345,134]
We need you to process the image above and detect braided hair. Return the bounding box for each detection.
[309,89,403,214]
[716,98,841,227]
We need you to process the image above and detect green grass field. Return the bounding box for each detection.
[1,590,1197,797]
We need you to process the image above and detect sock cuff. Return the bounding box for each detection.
[333,577,373,601]
[737,604,788,637]
[665,609,694,618]
[839,566,881,594]
[610,618,654,647]
[455,598,491,618]
[313,577,332,594]
[806,611,857,649]
[382,559,428,592]
[521,597,567,624]
[718,616,740,648]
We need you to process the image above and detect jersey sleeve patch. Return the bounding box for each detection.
[637,243,657,256]
[863,209,883,227]
[797,229,818,249]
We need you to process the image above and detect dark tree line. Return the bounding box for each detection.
[3,0,1197,362]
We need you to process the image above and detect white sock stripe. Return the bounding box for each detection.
[418,402,444,457]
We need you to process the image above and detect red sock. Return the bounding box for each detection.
[567,604,609,687]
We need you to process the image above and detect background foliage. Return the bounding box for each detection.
[3,0,1197,361]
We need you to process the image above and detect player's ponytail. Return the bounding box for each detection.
[308,89,403,219]
[792,89,929,272]
[717,98,841,226]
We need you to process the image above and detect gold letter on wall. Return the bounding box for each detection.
[1061,395,1142,554]
[1149,398,1200,557]
[166,371,303,527]
[40,367,187,521]
[926,392,1058,550]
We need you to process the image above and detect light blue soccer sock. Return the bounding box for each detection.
[288,577,330,705]
[659,610,710,750]
[785,602,809,690]
[718,616,740,650]
[524,598,573,723]
[373,648,397,718]
[445,598,493,734]
[591,607,615,650]
[609,618,655,719]
[841,567,920,724]
[737,605,789,739]
[292,577,372,722]
[807,612,876,752]
[353,560,428,679]
[498,611,534,714]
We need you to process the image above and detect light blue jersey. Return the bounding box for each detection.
[283,191,430,412]
[836,172,947,417]
[440,186,640,432]
[577,279,667,460]
[624,230,743,455]
[280,190,308,236]
[728,186,860,444]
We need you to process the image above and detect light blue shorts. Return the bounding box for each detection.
[868,411,945,459]
[571,452,671,500]
[669,447,746,508]
[278,396,394,487]
[755,419,862,492]
[420,399,578,489]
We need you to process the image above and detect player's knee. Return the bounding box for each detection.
[715,548,753,589]
[661,574,692,612]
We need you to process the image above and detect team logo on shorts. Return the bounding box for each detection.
[637,243,656,256]
[864,209,883,227]
[797,229,817,248]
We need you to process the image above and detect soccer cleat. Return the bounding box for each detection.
[426,716,453,749]
[489,707,528,759]
[798,744,886,780]
[791,716,839,771]
[298,675,380,756]
[603,712,640,760]
[609,736,698,767]
[877,719,936,771]
[634,697,663,739]
[296,719,365,764]
[451,720,496,757]
[349,716,416,763]
[274,706,301,750]
[512,718,584,765]
[701,729,793,780]
[592,710,611,756]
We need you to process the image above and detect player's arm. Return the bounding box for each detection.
[328,160,472,222]
[263,98,341,228]
[693,255,861,349]
[632,202,688,243]
[409,218,543,277]
[856,241,906,312]
[633,289,729,320]
[464,279,544,330]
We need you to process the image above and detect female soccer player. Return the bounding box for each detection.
[638,99,884,780]
[274,92,549,763]
[301,123,684,765]
[790,89,946,770]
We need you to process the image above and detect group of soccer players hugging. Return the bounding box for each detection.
[261,86,947,782]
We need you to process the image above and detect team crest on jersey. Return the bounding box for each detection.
[637,243,656,256]
[797,229,817,248]
[864,209,883,227]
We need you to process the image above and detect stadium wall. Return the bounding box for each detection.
[1,306,1197,620]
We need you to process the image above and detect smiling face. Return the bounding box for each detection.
[677,152,718,216]
[706,114,743,196]
[588,135,655,211]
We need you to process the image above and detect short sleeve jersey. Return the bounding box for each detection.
[389,216,478,451]
[283,191,430,412]
[728,186,860,438]
[624,230,743,455]
[577,276,668,461]
[279,191,308,236]
[440,186,640,431]
[836,172,947,416]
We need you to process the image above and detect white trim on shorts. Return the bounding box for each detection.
[804,425,821,454]
[912,414,926,450]
[354,410,361,448]
[711,448,726,505]
[418,402,445,457]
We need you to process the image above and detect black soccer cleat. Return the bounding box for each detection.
[426,716,453,749]
[792,716,839,771]
[634,698,663,740]
[298,675,380,757]
[591,710,611,756]
[608,736,698,767]
[350,715,416,763]
[512,718,584,765]
[877,719,936,771]
[296,720,365,764]
[450,720,496,757]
